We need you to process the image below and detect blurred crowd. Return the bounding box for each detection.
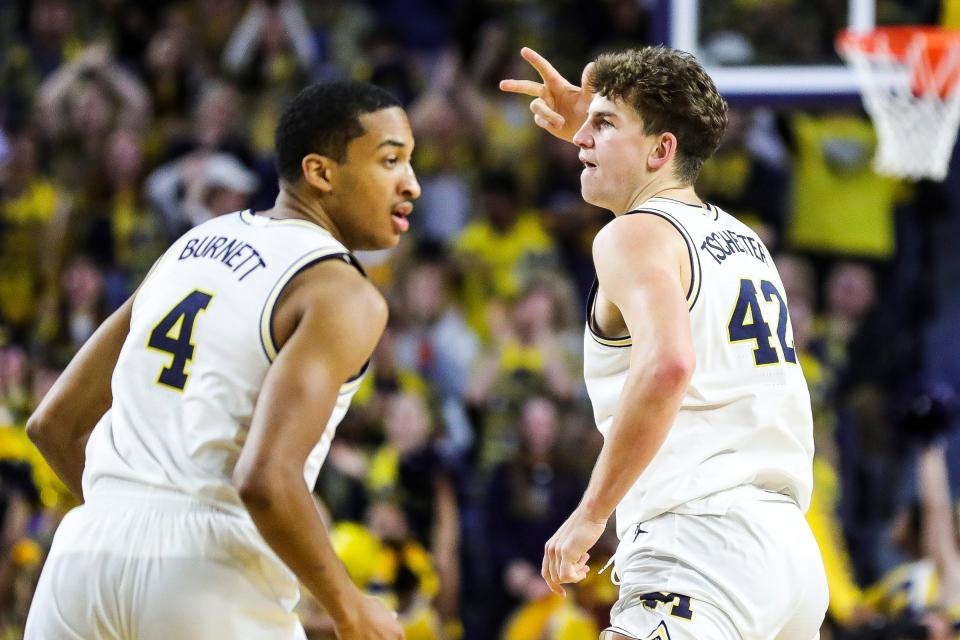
[1,1,960,639]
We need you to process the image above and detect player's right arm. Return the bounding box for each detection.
[26,295,134,499]
[499,47,594,142]
[233,259,403,640]
[917,442,960,609]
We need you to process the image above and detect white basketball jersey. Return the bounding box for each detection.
[583,197,814,539]
[83,210,366,516]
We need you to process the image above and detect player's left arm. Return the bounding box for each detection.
[543,214,695,595]
[26,296,134,500]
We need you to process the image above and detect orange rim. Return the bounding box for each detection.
[837,26,960,60]
[837,27,960,97]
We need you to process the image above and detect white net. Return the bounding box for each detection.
[839,29,960,181]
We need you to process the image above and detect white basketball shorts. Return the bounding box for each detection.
[606,488,828,640]
[25,490,306,640]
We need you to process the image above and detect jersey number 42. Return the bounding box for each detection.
[728,278,797,366]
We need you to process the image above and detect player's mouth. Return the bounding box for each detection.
[579,154,597,172]
[391,202,412,233]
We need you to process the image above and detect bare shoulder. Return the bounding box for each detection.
[273,258,387,352]
[298,259,385,314]
[592,213,687,268]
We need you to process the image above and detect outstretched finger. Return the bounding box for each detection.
[521,47,568,86]
[499,78,543,97]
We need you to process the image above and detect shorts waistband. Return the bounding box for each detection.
[85,479,246,517]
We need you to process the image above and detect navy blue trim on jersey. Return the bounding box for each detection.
[345,359,370,385]
[648,196,720,221]
[585,206,703,347]
[258,252,367,364]
[626,207,703,311]
[648,196,707,209]
[585,278,632,348]
[240,209,349,234]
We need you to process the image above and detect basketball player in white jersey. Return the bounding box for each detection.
[24,82,418,639]
[501,48,828,639]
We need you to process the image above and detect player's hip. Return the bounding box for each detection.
[52,488,291,582]
[611,496,827,638]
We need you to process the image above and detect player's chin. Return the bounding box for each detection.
[373,228,404,250]
[579,182,604,209]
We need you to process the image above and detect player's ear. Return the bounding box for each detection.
[648,132,677,172]
[301,153,336,193]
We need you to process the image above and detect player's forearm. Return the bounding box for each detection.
[239,470,362,626]
[580,356,691,521]
[27,299,132,499]
[29,433,89,499]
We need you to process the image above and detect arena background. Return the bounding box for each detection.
[1,1,960,638]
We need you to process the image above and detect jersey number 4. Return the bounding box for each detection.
[147,290,213,390]
[728,279,796,366]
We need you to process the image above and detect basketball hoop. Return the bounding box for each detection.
[837,27,960,181]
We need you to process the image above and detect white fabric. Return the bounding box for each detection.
[583,197,815,540]
[26,210,365,637]
[83,210,363,515]
[25,492,307,639]
[608,488,827,639]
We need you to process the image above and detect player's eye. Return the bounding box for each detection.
[383,156,399,167]
[597,119,612,129]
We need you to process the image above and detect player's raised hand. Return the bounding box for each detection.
[500,47,594,143]
[541,506,606,597]
[334,595,405,640]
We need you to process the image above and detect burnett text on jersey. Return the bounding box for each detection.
[178,235,267,281]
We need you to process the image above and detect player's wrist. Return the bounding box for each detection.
[578,498,611,524]
[324,585,365,627]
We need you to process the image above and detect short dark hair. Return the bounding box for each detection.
[589,47,728,184]
[274,81,402,182]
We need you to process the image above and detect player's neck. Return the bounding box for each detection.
[620,180,702,215]
[269,187,346,244]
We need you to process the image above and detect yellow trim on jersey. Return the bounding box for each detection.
[591,333,634,348]
[146,289,215,393]
[258,248,348,362]
[240,209,334,234]
[339,373,366,396]
[586,280,633,348]
[726,277,797,368]
[725,277,777,369]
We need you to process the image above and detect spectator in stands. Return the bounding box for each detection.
[454,169,557,336]
[364,392,460,634]
[393,242,478,458]
[483,395,585,635]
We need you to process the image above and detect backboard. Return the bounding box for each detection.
[655,0,939,104]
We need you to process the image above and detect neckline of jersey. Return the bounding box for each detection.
[638,197,719,220]
[240,209,334,234]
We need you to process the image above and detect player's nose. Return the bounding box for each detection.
[572,121,593,149]
[399,167,421,200]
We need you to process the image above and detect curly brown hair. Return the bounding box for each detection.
[589,46,728,184]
